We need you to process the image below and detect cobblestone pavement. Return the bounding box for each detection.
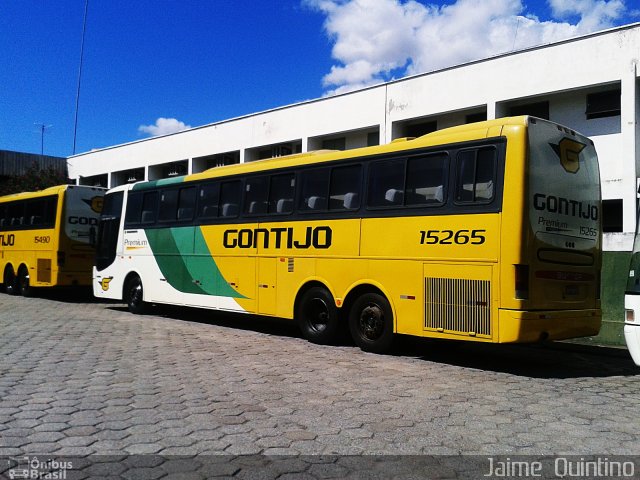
[0,291,639,478]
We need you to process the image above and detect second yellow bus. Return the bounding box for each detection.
[0,185,105,296]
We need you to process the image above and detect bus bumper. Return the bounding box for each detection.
[498,309,601,343]
[624,295,640,366]
[624,324,640,367]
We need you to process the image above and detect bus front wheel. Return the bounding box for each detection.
[4,267,17,296]
[349,292,395,354]
[296,286,341,345]
[125,275,146,314]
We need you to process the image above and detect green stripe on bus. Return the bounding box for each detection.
[144,227,245,299]
[132,177,185,191]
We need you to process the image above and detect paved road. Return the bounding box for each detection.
[0,291,638,478]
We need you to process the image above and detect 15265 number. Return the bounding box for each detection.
[419,229,486,245]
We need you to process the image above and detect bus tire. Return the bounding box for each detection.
[4,266,17,296]
[296,286,341,345]
[349,292,395,353]
[124,275,146,314]
[18,266,34,297]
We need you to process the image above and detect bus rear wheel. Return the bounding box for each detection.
[349,292,395,353]
[125,275,147,314]
[296,286,341,345]
[18,266,34,297]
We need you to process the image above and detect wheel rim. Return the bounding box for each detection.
[5,271,15,293]
[304,297,330,333]
[358,304,385,341]
[20,272,29,292]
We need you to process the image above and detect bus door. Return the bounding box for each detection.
[257,257,277,316]
[95,191,124,272]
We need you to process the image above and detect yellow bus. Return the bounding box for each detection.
[0,185,105,296]
[93,116,601,353]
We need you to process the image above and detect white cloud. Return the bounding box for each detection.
[305,0,632,95]
[138,117,191,137]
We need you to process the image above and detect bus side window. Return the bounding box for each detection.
[44,197,58,228]
[8,201,25,227]
[406,153,448,205]
[219,181,241,218]
[330,164,361,211]
[244,177,269,215]
[141,191,159,225]
[158,189,179,223]
[25,199,45,227]
[177,187,196,221]
[197,183,219,220]
[269,173,295,214]
[125,192,143,226]
[475,148,496,201]
[0,204,6,230]
[367,158,405,208]
[455,147,496,204]
[298,168,329,212]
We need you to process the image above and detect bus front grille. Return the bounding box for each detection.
[424,277,491,337]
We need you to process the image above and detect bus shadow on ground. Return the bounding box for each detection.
[107,303,638,379]
[109,303,304,340]
[29,287,109,304]
[395,336,638,379]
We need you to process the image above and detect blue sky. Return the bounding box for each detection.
[1,0,638,158]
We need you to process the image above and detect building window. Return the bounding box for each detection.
[586,89,621,120]
[509,101,549,120]
[322,137,346,150]
[466,112,487,124]
[367,132,379,146]
[602,199,623,233]
[405,121,437,138]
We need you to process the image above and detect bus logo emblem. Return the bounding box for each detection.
[100,277,113,291]
[551,138,586,174]
[83,196,104,213]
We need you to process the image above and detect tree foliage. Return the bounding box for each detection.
[0,162,69,196]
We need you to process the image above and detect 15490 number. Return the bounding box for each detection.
[419,229,486,245]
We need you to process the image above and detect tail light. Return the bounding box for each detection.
[57,251,66,267]
[515,264,529,300]
[626,309,635,323]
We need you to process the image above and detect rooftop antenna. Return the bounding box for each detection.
[73,0,89,155]
[512,17,521,51]
[34,123,53,157]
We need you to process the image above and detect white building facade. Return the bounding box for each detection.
[68,23,640,344]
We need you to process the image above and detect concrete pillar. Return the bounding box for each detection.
[487,101,498,120]
[621,61,638,237]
